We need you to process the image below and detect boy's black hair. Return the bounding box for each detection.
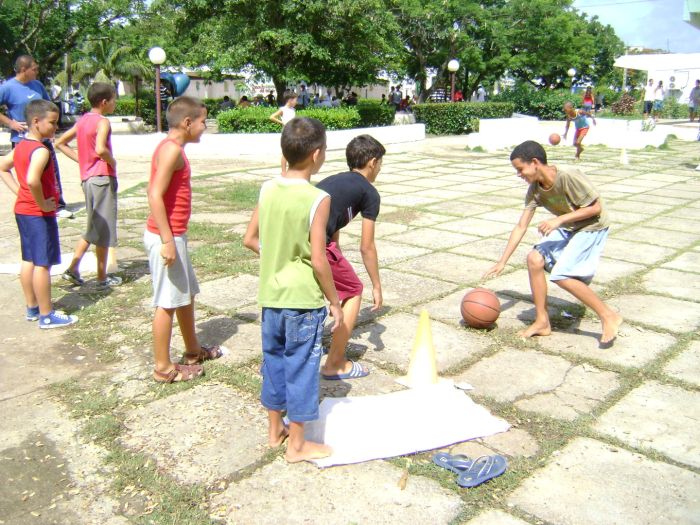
[346,134,386,170]
[285,92,298,104]
[166,96,206,128]
[25,99,58,123]
[510,140,547,165]
[281,117,326,167]
[87,82,116,107]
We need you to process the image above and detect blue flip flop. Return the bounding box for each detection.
[321,360,370,380]
[456,455,508,488]
[432,452,473,474]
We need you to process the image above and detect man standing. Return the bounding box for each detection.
[298,85,310,109]
[0,55,72,217]
[641,78,654,120]
[688,79,700,123]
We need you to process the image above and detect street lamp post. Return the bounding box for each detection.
[148,47,166,133]
[448,59,460,102]
[567,67,576,94]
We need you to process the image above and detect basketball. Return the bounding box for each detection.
[549,133,561,146]
[461,288,500,328]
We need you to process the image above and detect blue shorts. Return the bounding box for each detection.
[260,307,327,422]
[534,227,608,284]
[16,214,60,267]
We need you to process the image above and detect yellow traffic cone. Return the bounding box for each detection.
[396,309,440,388]
[106,247,119,274]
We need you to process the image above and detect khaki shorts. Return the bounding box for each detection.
[144,229,199,309]
[82,176,118,247]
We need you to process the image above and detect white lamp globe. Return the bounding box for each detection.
[567,67,576,78]
[448,59,460,73]
[148,47,167,65]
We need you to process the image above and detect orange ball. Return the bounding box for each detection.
[549,133,561,145]
[461,288,500,328]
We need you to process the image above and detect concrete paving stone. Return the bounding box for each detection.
[482,268,580,308]
[171,315,261,365]
[209,458,463,525]
[648,187,700,200]
[662,251,700,273]
[433,217,514,237]
[121,384,268,485]
[663,341,700,386]
[390,252,491,284]
[480,428,540,458]
[449,236,529,263]
[538,317,676,368]
[509,437,700,525]
[643,267,700,301]
[401,211,455,227]
[449,440,497,459]
[607,209,649,225]
[361,268,457,309]
[437,173,492,183]
[418,187,474,200]
[608,293,700,333]
[320,365,405,398]
[644,215,700,234]
[465,510,531,525]
[382,194,442,207]
[593,257,645,284]
[599,183,649,195]
[188,211,251,224]
[455,348,618,420]
[602,238,676,266]
[401,177,464,189]
[376,183,424,194]
[373,221,413,238]
[472,208,526,225]
[490,295,561,332]
[594,381,700,469]
[614,226,699,248]
[387,228,481,250]
[626,192,690,205]
[350,312,490,373]
[197,274,259,311]
[424,201,497,217]
[671,205,700,221]
[351,239,431,266]
[605,199,669,214]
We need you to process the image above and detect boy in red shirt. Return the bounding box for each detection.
[55,82,121,289]
[0,99,78,328]
[144,96,223,383]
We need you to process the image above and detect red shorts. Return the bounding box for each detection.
[574,127,589,143]
[326,242,363,301]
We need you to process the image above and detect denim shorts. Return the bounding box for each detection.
[260,307,327,422]
[534,227,608,284]
[16,214,60,267]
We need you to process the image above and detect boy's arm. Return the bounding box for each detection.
[147,142,182,266]
[311,197,343,332]
[360,218,382,311]
[54,124,79,163]
[583,108,596,125]
[563,117,571,138]
[26,149,56,212]
[0,150,19,195]
[269,108,283,125]
[95,119,116,168]
[243,207,260,255]
[483,207,536,279]
[537,199,602,236]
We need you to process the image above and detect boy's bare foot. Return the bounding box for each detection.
[600,313,623,347]
[269,426,289,448]
[518,320,552,339]
[285,440,332,463]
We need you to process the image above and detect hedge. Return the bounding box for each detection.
[412,102,515,135]
[490,87,572,120]
[356,100,396,127]
[217,106,362,133]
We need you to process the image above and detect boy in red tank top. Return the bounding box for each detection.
[144,96,223,383]
[55,82,120,290]
[0,99,78,328]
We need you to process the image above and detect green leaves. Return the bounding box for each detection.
[413,102,515,135]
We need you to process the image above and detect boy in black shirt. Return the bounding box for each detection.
[316,135,385,380]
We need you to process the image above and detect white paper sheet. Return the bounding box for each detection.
[306,382,510,468]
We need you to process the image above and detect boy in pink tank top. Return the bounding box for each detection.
[143,96,223,383]
[55,82,121,290]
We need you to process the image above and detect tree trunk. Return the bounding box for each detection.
[273,77,287,106]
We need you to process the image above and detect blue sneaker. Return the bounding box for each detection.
[26,306,40,321]
[39,310,78,330]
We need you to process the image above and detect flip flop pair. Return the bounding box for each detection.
[432,451,508,488]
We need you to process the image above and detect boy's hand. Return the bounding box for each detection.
[537,218,561,236]
[371,286,383,312]
[482,262,505,280]
[40,197,56,212]
[329,302,344,332]
[160,241,176,266]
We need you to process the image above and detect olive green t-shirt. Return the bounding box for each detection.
[525,166,609,232]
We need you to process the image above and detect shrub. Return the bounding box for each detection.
[659,97,688,119]
[611,93,636,115]
[202,98,222,118]
[113,96,136,116]
[299,107,361,130]
[491,87,571,120]
[217,106,362,133]
[356,100,395,127]
[412,102,514,135]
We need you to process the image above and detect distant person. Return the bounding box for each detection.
[476,85,486,102]
[318,95,332,108]
[641,79,654,119]
[563,101,596,161]
[298,84,310,109]
[312,93,320,106]
[55,82,122,290]
[594,92,604,113]
[653,80,664,120]
[0,100,78,328]
[688,79,700,122]
[346,92,358,106]
[238,95,251,108]
[380,94,387,105]
[331,96,341,108]
[269,93,298,176]
[266,91,275,106]
[219,96,234,111]
[0,55,72,218]
[390,86,402,109]
[399,95,412,112]
[582,87,594,112]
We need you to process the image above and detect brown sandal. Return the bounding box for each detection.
[183,345,224,364]
[153,363,204,383]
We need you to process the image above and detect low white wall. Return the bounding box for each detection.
[467,118,673,151]
[110,123,425,159]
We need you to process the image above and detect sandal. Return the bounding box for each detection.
[153,363,204,383]
[183,345,224,364]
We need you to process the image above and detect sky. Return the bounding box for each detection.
[573,0,700,53]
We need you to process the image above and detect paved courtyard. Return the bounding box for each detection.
[1,136,699,524]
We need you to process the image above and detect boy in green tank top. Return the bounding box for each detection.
[244,117,343,463]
